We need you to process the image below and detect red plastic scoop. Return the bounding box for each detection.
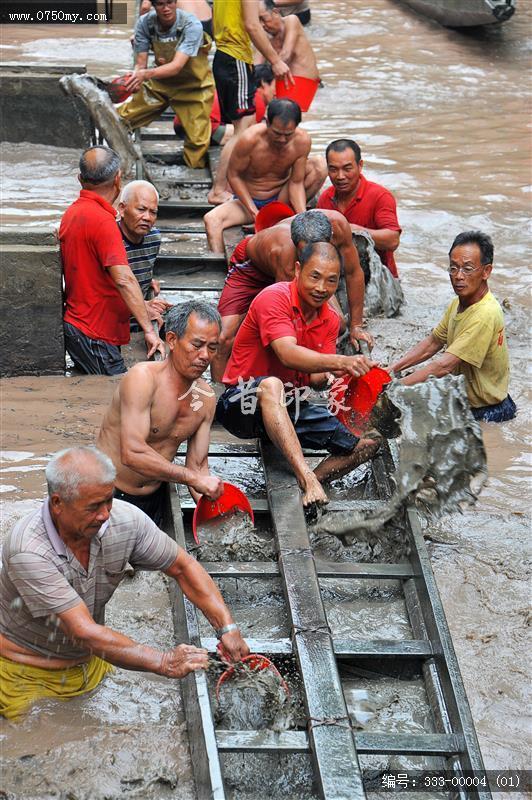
[216,654,290,702]
[192,482,254,544]
[106,75,134,104]
[335,366,392,436]
[254,201,294,232]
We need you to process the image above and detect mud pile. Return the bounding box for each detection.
[320,375,487,537]
[355,231,404,318]
[196,510,275,562]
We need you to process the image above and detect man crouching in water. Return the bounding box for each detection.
[98,300,223,525]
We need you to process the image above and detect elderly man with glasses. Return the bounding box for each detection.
[118,0,214,169]
[391,231,516,423]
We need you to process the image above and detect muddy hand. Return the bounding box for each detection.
[350,326,374,351]
[192,474,224,500]
[343,354,376,378]
[301,470,329,508]
[159,643,209,678]
[218,630,250,664]
[144,328,166,360]
[272,58,295,88]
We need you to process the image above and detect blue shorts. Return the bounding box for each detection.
[64,322,126,376]
[233,194,279,210]
[471,394,516,423]
[216,377,358,455]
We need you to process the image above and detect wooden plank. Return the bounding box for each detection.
[406,507,491,796]
[157,199,213,215]
[201,637,291,655]
[156,253,226,269]
[200,561,415,580]
[216,730,309,753]
[261,443,365,800]
[354,732,464,756]
[166,487,226,800]
[202,637,432,659]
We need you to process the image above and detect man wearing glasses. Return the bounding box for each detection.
[118,0,214,169]
[391,231,516,423]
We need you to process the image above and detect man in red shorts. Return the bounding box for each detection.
[211,209,371,382]
[318,139,402,278]
[216,241,381,508]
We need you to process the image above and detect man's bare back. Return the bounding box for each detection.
[258,6,319,81]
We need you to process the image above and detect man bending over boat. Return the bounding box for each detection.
[391,231,516,423]
[216,241,381,508]
[97,300,224,526]
[211,209,372,381]
[0,446,248,720]
[203,99,327,254]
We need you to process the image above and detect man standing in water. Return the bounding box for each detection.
[318,139,402,278]
[204,99,326,254]
[0,446,248,719]
[212,209,371,381]
[392,231,516,423]
[216,242,381,508]
[119,0,214,169]
[98,301,224,526]
[60,146,165,375]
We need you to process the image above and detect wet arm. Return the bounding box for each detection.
[142,50,190,81]
[59,602,166,672]
[391,334,445,374]
[242,0,292,79]
[228,144,259,218]
[287,152,308,214]
[279,16,299,63]
[271,336,374,376]
[340,237,372,346]
[184,396,215,503]
[108,265,164,358]
[350,224,400,252]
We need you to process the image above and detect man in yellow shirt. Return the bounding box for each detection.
[391,231,516,423]
[208,0,293,203]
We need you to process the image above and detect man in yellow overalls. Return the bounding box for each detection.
[118,0,214,169]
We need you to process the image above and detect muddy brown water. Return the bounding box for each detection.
[1,1,531,797]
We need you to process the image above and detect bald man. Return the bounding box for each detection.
[60,147,165,375]
[118,180,172,330]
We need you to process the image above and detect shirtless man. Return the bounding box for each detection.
[257,0,319,83]
[203,98,326,254]
[211,209,372,381]
[97,300,223,526]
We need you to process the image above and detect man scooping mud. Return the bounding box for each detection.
[216,242,381,508]
[98,301,224,525]
[0,446,248,719]
[211,209,372,381]
[118,0,214,169]
[392,231,516,423]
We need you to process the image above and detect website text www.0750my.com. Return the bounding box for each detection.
[1,3,128,24]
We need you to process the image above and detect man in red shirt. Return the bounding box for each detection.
[60,146,165,375]
[216,241,380,508]
[318,139,401,278]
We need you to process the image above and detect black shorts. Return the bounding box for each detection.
[216,377,358,455]
[294,8,311,25]
[114,483,167,527]
[213,49,256,123]
[201,18,213,38]
[64,321,126,376]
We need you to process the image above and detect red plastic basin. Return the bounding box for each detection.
[336,366,392,436]
[216,654,290,701]
[254,201,294,232]
[192,482,254,544]
[275,76,320,112]
[107,74,134,104]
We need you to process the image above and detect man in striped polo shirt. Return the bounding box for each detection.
[118,180,171,331]
[0,446,249,719]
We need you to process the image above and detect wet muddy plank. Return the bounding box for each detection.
[200,561,416,580]
[147,161,212,184]
[261,443,365,800]
[216,730,309,753]
[157,198,214,215]
[354,732,464,756]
